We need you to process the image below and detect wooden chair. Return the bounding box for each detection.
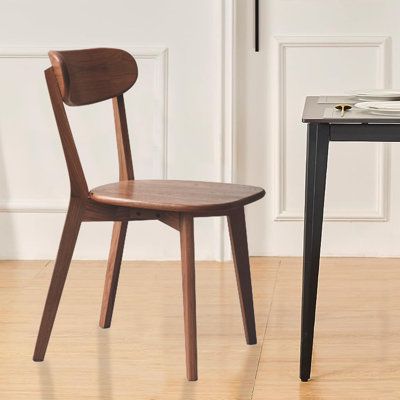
[33,48,265,381]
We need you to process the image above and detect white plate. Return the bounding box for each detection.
[349,89,400,101]
[355,101,400,115]
[356,96,400,102]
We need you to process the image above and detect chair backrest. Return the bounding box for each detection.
[46,48,137,199]
[49,48,138,106]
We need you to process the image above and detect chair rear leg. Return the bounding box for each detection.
[99,221,128,328]
[179,214,198,381]
[33,199,83,361]
[228,207,257,345]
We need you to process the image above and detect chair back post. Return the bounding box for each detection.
[45,67,88,198]
[113,95,134,180]
[45,48,139,195]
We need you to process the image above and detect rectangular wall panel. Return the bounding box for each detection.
[0,48,168,212]
[275,37,390,221]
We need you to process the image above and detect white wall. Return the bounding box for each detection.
[8,0,396,260]
[236,0,400,257]
[0,0,237,260]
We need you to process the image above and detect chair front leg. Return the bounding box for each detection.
[179,213,198,381]
[33,198,83,361]
[228,207,257,345]
[99,221,128,328]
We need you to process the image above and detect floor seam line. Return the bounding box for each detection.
[250,259,282,400]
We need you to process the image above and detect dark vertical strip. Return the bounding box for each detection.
[255,0,260,52]
[300,123,330,382]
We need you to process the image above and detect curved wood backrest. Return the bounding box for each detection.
[45,48,136,199]
[49,48,138,106]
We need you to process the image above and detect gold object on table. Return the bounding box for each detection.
[335,103,352,117]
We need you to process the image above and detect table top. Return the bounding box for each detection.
[303,96,400,124]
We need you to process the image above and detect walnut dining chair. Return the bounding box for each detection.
[33,48,265,381]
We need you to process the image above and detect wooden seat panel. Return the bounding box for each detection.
[89,180,265,212]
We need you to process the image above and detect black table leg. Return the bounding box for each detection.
[300,123,330,382]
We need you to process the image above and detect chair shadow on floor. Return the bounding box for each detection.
[178,261,261,400]
[38,362,56,400]
[178,344,259,400]
[97,330,113,399]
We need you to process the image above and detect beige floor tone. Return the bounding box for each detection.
[1,257,400,399]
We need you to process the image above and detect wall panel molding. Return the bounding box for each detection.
[219,0,236,261]
[274,36,391,222]
[0,46,168,213]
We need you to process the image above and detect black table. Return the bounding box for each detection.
[300,96,400,382]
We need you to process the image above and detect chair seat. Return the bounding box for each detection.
[89,180,265,212]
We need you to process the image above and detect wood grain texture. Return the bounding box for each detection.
[89,180,265,212]
[33,198,84,361]
[82,200,160,222]
[8,258,400,398]
[45,68,88,198]
[113,95,134,180]
[99,221,128,328]
[0,258,278,399]
[180,214,198,381]
[98,93,133,328]
[228,208,257,345]
[158,212,180,230]
[39,48,264,381]
[49,48,138,106]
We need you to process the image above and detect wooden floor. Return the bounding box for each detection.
[1,257,400,399]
